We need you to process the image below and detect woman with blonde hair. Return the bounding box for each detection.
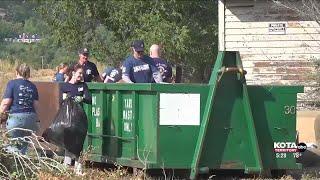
[0,63,40,154]
[53,62,70,82]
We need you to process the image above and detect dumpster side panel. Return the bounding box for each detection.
[91,91,105,155]
[84,90,119,162]
[120,92,137,159]
[199,74,258,169]
[136,92,158,164]
[248,86,302,169]
[157,88,208,168]
[108,91,121,159]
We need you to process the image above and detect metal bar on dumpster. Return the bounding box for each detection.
[87,133,134,141]
[235,52,263,174]
[190,51,225,179]
[218,67,247,75]
[190,51,264,179]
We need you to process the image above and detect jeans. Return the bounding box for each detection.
[6,112,39,154]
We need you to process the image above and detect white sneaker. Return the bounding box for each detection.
[63,156,72,166]
[4,146,19,154]
[74,161,85,176]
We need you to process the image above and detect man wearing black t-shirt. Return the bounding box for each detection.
[74,48,102,82]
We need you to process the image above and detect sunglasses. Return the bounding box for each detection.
[136,51,144,54]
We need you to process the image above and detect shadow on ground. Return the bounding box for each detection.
[286,148,320,179]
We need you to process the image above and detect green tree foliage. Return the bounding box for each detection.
[23,17,49,36]
[4,0,37,23]
[0,20,22,40]
[0,1,77,69]
[37,0,218,82]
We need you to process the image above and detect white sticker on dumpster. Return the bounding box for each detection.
[159,93,200,125]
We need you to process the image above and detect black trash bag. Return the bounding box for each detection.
[42,97,88,157]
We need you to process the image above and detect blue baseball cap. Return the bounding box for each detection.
[131,40,144,51]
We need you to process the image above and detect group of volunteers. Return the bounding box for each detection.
[0,40,173,174]
[53,40,173,84]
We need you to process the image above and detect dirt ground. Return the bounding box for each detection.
[285,110,320,179]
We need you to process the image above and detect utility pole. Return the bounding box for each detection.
[41,56,44,69]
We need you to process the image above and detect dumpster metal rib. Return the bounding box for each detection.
[190,51,264,179]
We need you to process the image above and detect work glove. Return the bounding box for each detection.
[74,96,84,103]
[62,93,68,100]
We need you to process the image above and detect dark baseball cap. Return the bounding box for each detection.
[79,48,89,55]
[131,40,144,51]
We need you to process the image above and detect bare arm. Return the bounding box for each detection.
[122,74,134,83]
[103,76,110,83]
[33,100,40,115]
[0,98,12,113]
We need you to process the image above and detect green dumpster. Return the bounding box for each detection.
[83,51,303,178]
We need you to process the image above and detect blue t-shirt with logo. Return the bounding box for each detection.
[60,82,91,104]
[153,58,173,83]
[105,68,122,83]
[102,67,114,80]
[122,55,158,83]
[3,79,38,113]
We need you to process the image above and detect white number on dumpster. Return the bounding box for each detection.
[284,105,296,115]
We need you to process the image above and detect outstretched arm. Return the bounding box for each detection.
[122,61,134,83]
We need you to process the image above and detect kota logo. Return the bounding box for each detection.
[273,142,307,152]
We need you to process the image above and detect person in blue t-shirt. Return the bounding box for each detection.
[0,63,40,154]
[59,64,91,174]
[53,62,69,82]
[102,66,122,83]
[149,44,173,83]
[60,64,91,104]
[122,40,162,83]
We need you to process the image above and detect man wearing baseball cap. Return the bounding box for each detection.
[122,40,162,83]
[75,48,102,82]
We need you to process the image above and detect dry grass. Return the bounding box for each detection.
[37,166,138,180]
[0,60,16,96]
